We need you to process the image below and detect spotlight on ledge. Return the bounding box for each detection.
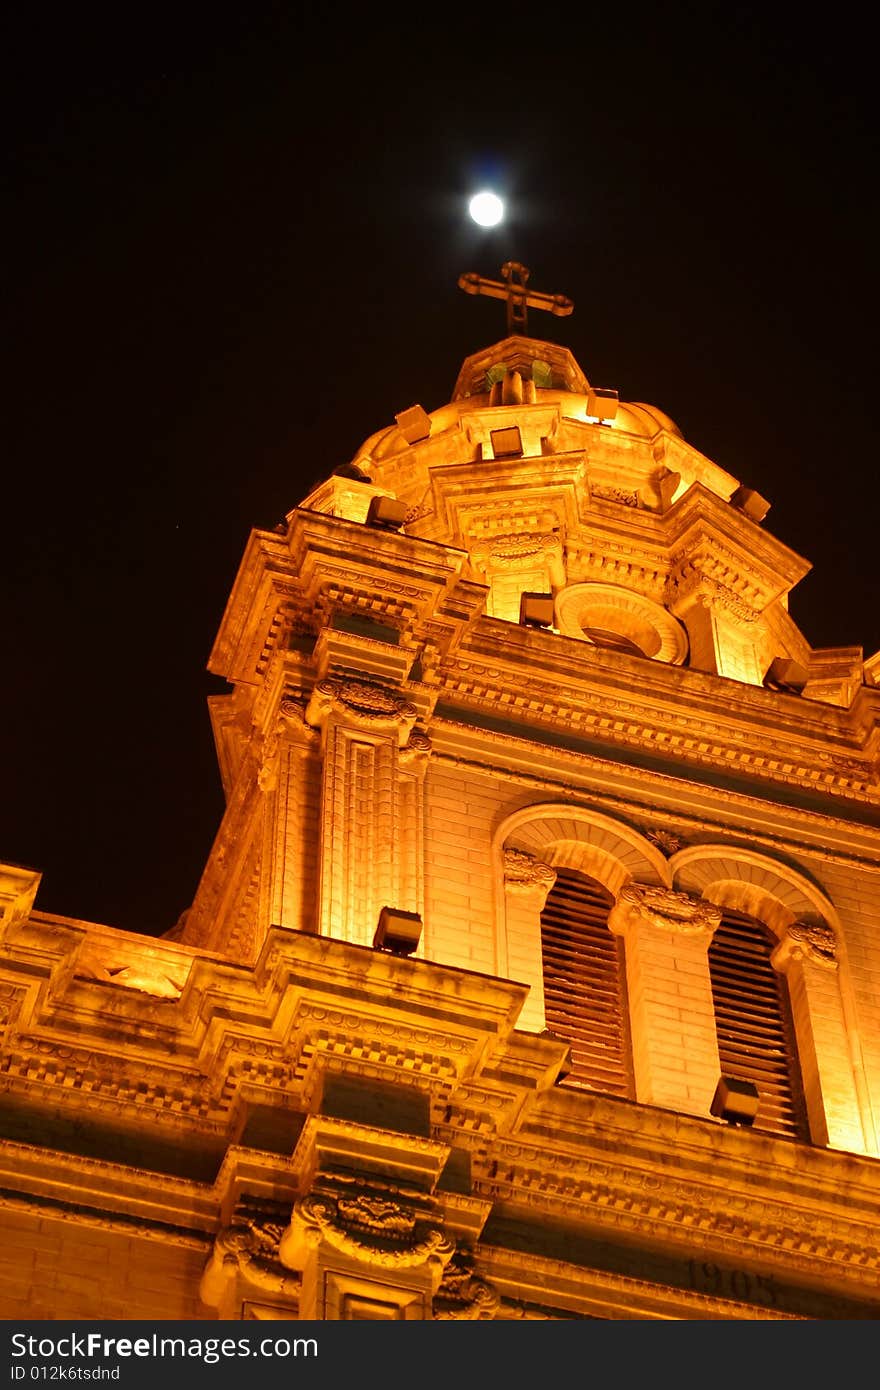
[366,495,408,531]
[710,1075,760,1127]
[519,592,556,629]
[373,906,423,956]
[764,657,809,694]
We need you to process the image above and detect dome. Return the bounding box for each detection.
[614,401,683,439]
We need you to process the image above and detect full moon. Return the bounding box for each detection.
[468,191,504,227]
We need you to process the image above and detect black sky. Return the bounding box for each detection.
[3,7,878,938]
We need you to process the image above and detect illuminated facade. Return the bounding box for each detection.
[2,324,880,1320]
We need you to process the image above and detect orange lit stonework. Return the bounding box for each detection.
[2,334,879,1319]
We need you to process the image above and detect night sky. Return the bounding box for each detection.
[3,9,878,939]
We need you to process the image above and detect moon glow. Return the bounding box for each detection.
[468,191,504,226]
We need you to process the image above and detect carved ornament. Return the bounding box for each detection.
[503,848,557,895]
[305,677,418,739]
[483,531,561,563]
[666,546,766,622]
[776,920,838,971]
[591,485,640,508]
[201,1203,301,1310]
[400,728,433,766]
[404,501,434,525]
[609,882,721,936]
[433,1248,500,1320]
[645,828,686,856]
[284,1172,454,1275]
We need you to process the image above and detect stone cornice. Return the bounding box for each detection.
[0,924,539,1140]
[664,483,811,597]
[448,1082,880,1304]
[427,726,880,869]
[430,628,879,806]
[478,1244,802,1320]
[471,1153,880,1304]
[0,1138,219,1236]
[209,512,476,685]
[3,919,880,1317]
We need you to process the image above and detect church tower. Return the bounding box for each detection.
[2,269,880,1320]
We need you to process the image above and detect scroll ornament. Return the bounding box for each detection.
[433,1248,500,1320]
[503,848,557,895]
[305,677,418,743]
[200,1215,300,1309]
[281,1173,454,1284]
[610,882,721,936]
[785,920,838,968]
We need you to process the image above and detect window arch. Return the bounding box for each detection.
[708,908,809,1141]
[540,867,634,1097]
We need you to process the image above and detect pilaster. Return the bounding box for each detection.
[305,678,429,947]
[608,883,721,1116]
[772,922,870,1153]
[501,849,556,1033]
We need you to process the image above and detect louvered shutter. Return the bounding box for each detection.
[540,867,634,1097]
[708,909,808,1140]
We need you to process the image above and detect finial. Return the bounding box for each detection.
[458,262,574,334]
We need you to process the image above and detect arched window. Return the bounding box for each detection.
[540,867,634,1097]
[708,909,809,1140]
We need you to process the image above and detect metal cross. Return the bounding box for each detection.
[457,261,574,334]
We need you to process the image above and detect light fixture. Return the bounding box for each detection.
[373,907,422,956]
[730,485,771,522]
[586,387,619,423]
[489,425,523,458]
[394,404,432,443]
[764,657,809,693]
[366,495,408,531]
[710,1076,760,1126]
[519,592,555,629]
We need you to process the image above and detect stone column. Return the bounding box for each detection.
[305,677,428,948]
[501,849,557,1033]
[772,922,872,1154]
[608,883,721,1117]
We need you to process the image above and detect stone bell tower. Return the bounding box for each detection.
[2,269,879,1319]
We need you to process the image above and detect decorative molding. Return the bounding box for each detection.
[0,1182,212,1251]
[435,663,877,802]
[471,1136,880,1288]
